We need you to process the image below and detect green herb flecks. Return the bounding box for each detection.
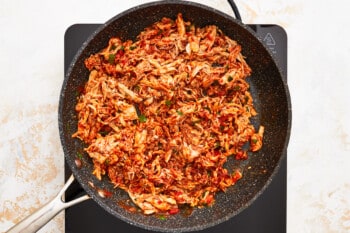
[108,54,115,64]
[138,114,147,123]
[165,100,172,107]
[176,110,184,116]
[110,45,116,51]
[233,85,241,91]
[133,104,147,123]
[105,159,110,165]
[77,152,83,159]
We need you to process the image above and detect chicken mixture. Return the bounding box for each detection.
[73,13,264,215]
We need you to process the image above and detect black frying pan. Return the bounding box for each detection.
[7,1,291,232]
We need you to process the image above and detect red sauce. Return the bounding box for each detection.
[117,200,137,213]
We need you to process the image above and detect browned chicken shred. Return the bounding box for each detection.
[73,13,264,215]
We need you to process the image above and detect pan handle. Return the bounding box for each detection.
[5,175,90,233]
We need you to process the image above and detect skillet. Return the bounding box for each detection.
[6,1,291,232]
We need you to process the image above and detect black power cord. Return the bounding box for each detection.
[227,0,242,21]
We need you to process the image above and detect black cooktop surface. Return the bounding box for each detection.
[64,23,287,233]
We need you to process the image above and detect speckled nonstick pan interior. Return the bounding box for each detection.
[58,1,291,232]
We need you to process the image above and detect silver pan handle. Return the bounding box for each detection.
[5,175,90,233]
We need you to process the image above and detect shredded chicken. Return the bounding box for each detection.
[73,13,264,215]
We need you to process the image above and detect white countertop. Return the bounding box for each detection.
[1,0,350,232]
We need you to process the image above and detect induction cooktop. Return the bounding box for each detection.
[64,22,287,233]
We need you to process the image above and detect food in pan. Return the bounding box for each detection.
[73,13,264,215]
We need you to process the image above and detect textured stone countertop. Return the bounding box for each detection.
[1,0,350,232]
